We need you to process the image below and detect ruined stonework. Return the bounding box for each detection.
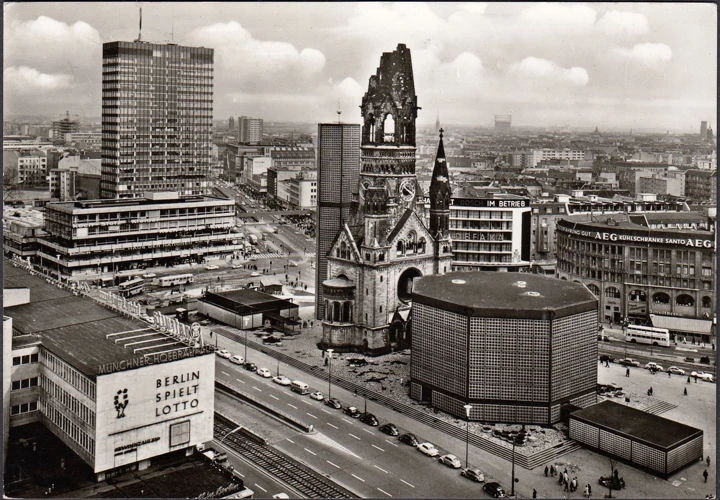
[319,44,453,355]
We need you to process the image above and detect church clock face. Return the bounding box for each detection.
[399,179,415,201]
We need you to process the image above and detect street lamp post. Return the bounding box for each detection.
[244,329,248,363]
[276,356,281,377]
[463,404,472,469]
[56,254,61,282]
[511,435,519,497]
[326,349,333,399]
[218,424,243,446]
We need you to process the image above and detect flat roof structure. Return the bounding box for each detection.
[412,271,597,319]
[5,258,211,378]
[202,288,298,315]
[571,400,702,450]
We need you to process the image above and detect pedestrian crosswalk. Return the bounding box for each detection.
[249,252,284,260]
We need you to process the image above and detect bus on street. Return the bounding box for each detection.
[625,324,671,347]
[118,277,144,297]
[153,273,194,287]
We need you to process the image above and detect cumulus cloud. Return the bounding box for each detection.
[4,16,102,73]
[519,3,596,32]
[510,57,589,86]
[596,10,650,37]
[4,66,73,93]
[188,21,326,94]
[614,42,673,65]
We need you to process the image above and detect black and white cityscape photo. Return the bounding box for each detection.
[2,2,717,498]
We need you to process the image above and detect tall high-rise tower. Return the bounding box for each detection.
[100,41,213,199]
[315,123,361,319]
[238,116,263,145]
[319,44,452,355]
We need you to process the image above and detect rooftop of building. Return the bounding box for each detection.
[412,271,597,320]
[453,186,529,200]
[4,258,211,378]
[202,287,297,309]
[45,193,234,213]
[571,400,702,450]
[559,213,713,235]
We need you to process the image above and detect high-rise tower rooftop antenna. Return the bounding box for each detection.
[336,100,342,123]
[135,5,143,42]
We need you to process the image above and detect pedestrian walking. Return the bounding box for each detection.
[550,464,555,476]
[584,484,590,497]
[707,456,711,467]
[544,465,549,477]
[669,371,671,378]
[684,387,688,396]
[649,386,653,396]
[533,488,537,498]
[588,484,592,496]
[704,469,709,482]
[626,367,630,377]
[695,374,698,383]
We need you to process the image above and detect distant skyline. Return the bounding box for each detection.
[3,2,717,130]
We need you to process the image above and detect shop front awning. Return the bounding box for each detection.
[650,314,713,335]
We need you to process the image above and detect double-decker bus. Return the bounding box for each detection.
[153,273,194,287]
[118,277,144,297]
[625,325,671,347]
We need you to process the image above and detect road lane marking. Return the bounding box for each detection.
[306,412,317,419]
[269,394,279,400]
[254,484,267,493]
[302,399,313,405]
[348,433,361,440]
[327,423,338,429]
[235,378,246,384]
[304,448,317,456]
[321,409,332,414]
[288,403,297,409]
[372,444,385,452]
[253,386,262,392]
[327,460,340,468]
[286,438,295,444]
[351,473,365,483]
[377,488,392,497]
[401,479,415,488]
[221,371,231,376]
[343,418,354,424]
[374,464,388,473]
[385,439,399,447]
[362,428,374,435]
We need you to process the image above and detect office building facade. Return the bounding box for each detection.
[315,123,361,319]
[100,41,213,199]
[238,116,263,145]
[410,272,598,424]
[37,193,241,277]
[450,190,531,271]
[556,216,715,341]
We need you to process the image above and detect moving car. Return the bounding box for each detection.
[617,358,641,367]
[216,349,231,359]
[398,433,419,447]
[358,412,379,426]
[691,371,715,382]
[417,442,440,457]
[461,468,485,483]
[667,366,685,375]
[483,481,506,498]
[272,375,292,386]
[205,264,219,270]
[309,391,324,401]
[243,362,257,371]
[379,423,399,436]
[229,355,244,365]
[644,362,664,371]
[438,454,462,468]
[343,406,361,418]
[257,367,272,378]
[325,398,342,409]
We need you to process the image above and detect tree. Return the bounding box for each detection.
[3,164,19,201]
[606,457,617,498]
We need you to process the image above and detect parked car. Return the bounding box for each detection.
[617,358,641,367]
[205,264,219,270]
[309,391,324,401]
[256,367,272,378]
[667,366,686,375]
[325,398,342,409]
[216,349,231,359]
[599,475,625,490]
[483,481,506,498]
[691,371,715,382]
[398,433,419,447]
[263,336,283,345]
[243,362,257,372]
[417,442,440,457]
[343,406,361,418]
[644,362,664,372]
[358,412,379,426]
[379,423,399,436]
[438,454,462,468]
[272,375,292,386]
[461,468,485,483]
[229,355,244,365]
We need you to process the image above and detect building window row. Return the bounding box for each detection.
[11,377,39,391]
[45,403,95,456]
[12,353,39,366]
[41,374,96,427]
[41,350,96,401]
[11,401,38,415]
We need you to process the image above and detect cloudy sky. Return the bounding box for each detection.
[3,2,716,130]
